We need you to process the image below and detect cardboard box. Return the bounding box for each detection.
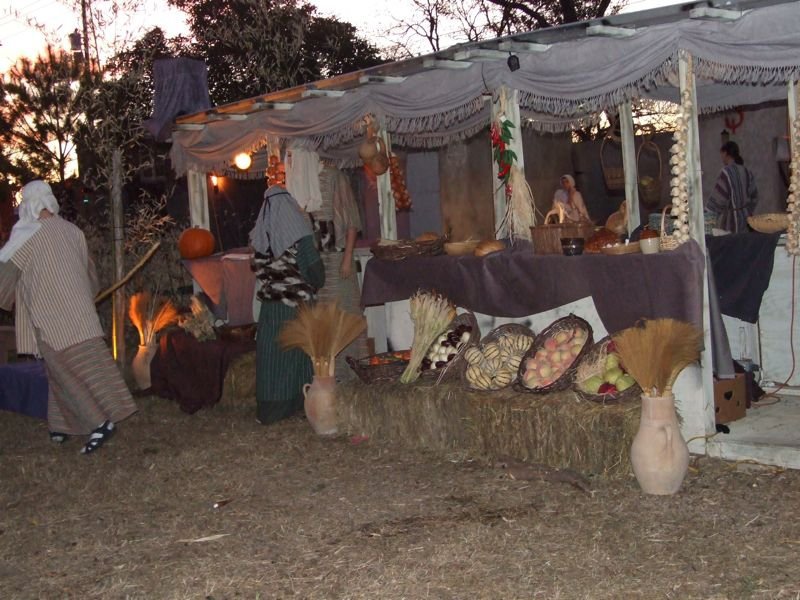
[714,373,747,424]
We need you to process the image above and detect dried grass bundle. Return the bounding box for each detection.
[278,301,367,377]
[400,291,456,384]
[128,291,179,346]
[179,296,217,341]
[612,319,702,397]
[500,166,540,242]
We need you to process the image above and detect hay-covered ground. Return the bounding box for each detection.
[2,395,800,600]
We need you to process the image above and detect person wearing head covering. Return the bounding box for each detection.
[552,174,590,223]
[706,141,758,234]
[0,181,136,454]
[250,176,324,424]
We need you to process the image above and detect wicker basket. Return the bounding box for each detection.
[660,206,680,251]
[530,208,595,255]
[637,140,663,208]
[601,136,625,192]
[346,352,408,384]
[516,314,593,394]
[420,311,481,383]
[748,213,789,234]
[573,336,642,405]
[461,323,535,392]
[370,237,445,261]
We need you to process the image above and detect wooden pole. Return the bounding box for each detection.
[111,148,125,365]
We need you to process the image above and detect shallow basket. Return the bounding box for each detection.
[420,311,481,383]
[600,241,640,255]
[370,237,445,261]
[516,314,594,394]
[461,323,535,392]
[748,213,789,234]
[573,336,642,405]
[346,352,408,384]
[600,136,626,192]
[530,212,596,255]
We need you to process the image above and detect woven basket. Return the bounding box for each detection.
[516,314,593,394]
[573,336,642,405]
[420,311,481,383]
[530,208,595,255]
[370,237,445,261]
[748,213,789,234]
[660,206,680,251]
[461,323,535,392]
[346,352,408,384]
[601,136,625,192]
[637,140,663,209]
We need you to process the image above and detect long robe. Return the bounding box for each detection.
[0,216,136,434]
[255,235,324,424]
[706,163,758,233]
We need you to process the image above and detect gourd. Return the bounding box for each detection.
[178,227,215,259]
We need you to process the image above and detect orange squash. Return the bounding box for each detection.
[178,227,215,259]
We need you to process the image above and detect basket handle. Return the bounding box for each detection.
[636,139,663,178]
[660,205,670,236]
[544,205,564,225]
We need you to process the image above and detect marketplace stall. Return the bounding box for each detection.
[168,0,800,466]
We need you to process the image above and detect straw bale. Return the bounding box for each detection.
[220,351,256,408]
[337,380,640,478]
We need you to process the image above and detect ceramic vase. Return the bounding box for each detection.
[303,375,338,436]
[131,342,158,390]
[631,392,690,495]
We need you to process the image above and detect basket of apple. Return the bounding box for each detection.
[573,337,641,404]
[517,314,593,393]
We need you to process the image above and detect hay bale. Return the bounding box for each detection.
[337,380,640,478]
[220,351,256,408]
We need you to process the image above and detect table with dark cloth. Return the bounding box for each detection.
[182,248,256,327]
[362,240,707,335]
[0,359,48,420]
[150,329,255,414]
[705,232,781,323]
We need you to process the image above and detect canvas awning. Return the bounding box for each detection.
[169,0,800,176]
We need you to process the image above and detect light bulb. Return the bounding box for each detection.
[234,153,252,170]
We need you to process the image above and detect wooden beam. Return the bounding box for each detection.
[423,58,473,70]
[453,49,510,61]
[301,89,346,98]
[358,75,406,84]
[689,7,742,21]
[586,24,637,38]
[497,41,550,53]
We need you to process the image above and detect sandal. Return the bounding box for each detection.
[49,431,69,444]
[81,421,115,454]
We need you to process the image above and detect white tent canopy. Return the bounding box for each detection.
[169,0,800,176]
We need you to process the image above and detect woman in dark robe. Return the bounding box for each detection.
[706,141,758,233]
[250,179,324,424]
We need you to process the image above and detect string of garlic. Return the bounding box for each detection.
[668,52,693,246]
[786,90,800,256]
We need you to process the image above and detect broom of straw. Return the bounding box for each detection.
[612,319,703,397]
[128,291,180,346]
[278,301,367,378]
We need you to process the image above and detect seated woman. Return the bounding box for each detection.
[552,174,590,222]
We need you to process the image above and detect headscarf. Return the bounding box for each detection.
[249,185,312,258]
[561,174,576,188]
[0,180,60,262]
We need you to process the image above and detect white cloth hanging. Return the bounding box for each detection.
[285,147,323,213]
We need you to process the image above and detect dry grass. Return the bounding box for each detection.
[2,395,800,599]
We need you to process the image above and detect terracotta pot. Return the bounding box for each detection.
[303,375,338,436]
[358,135,383,162]
[131,343,158,390]
[368,151,390,176]
[631,392,690,495]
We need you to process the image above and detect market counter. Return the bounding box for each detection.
[361,240,706,334]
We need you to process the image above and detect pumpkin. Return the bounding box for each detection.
[179,227,216,259]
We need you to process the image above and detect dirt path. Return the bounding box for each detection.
[2,396,799,599]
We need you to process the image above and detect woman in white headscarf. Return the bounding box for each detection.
[0,181,136,454]
[552,174,591,223]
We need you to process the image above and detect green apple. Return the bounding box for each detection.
[616,374,636,392]
[604,353,620,370]
[604,367,624,385]
[582,375,604,393]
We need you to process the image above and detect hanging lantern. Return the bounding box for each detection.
[234,152,252,171]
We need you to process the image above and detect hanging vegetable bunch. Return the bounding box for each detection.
[491,116,517,198]
[266,154,286,187]
[389,153,412,211]
[786,98,800,256]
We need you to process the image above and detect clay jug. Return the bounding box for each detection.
[131,342,158,390]
[631,392,690,495]
[369,150,390,176]
[358,135,382,162]
[303,375,338,436]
